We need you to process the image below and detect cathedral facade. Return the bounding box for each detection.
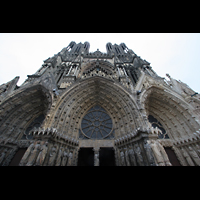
[0,41,200,166]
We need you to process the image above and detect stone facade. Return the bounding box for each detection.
[0,41,200,166]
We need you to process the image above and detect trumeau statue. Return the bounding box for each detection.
[94,151,99,166]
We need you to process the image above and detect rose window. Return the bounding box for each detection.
[80,105,114,139]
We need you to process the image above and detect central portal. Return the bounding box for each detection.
[77,147,115,166]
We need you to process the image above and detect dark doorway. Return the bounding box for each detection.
[99,147,115,166]
[164,147,181,166]
[9,148,27,166]
[78,148,94,166]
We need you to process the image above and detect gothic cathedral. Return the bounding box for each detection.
[0,41,200,166]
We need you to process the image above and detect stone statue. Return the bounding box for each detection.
[55,147,64,166]
[48,145,58,166]
[181,147,195,166]
[0,148,7,165]
[19,141,34,166]
[128,145,137,166]
[120,150,126,166]
[187,146,200,166]
[134,143,144,166]
[149,140,165,166]
[61,148,69,166]
[143,138,156,166]
[67,150,73,166]
[35,141,48,166]
[26,141,41,166]
[124,148,131,166]
[94,149,99,166]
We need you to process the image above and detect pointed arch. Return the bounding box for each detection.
[44,76,145,140]
[0,84,52,142]
[140,86,200,140]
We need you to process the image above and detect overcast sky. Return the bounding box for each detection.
[0,33,199,93]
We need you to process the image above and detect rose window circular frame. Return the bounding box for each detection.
[80,105,113,139]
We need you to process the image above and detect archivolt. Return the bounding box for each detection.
[0,85,52,142]
[45,76,145,139]
[140,86,200,140]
